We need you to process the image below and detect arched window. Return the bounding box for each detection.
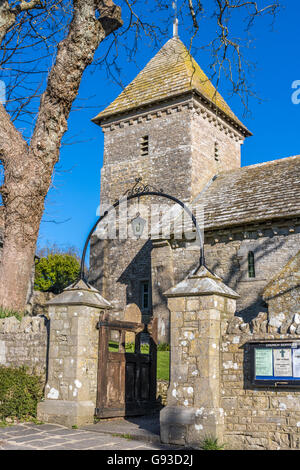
[248,251,255,278]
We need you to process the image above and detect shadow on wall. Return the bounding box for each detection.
[150,236,286,326]
[89,235,153,316]
[89,235,108,293]
[118,240,152,314]
[151,264,175,318]
[209,236,286,323]
[89,229,295,328]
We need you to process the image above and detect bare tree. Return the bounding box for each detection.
[0,0,281,312]
[203,0,281,109]
[0,0,122,310]
[94,1,281,112]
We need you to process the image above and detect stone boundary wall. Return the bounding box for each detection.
[0,316,49,380]
[0,313,169,415]
[157,380,168,406]
[221,313,300,450]
[26,290,55,316]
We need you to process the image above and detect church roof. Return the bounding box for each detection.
[92,37,250,135]
[167,155,300,233]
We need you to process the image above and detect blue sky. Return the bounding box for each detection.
[37,0,300,256]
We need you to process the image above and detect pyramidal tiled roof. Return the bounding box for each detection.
[92,37,249,134]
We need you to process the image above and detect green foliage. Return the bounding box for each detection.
[0,366,43,422]
[157,343,170,351]
[34,253,80,294]
[0,307,23,321]
[200,436,225,450]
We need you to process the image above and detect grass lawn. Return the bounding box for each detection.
[108,341,170,382]
[157,351,169,382]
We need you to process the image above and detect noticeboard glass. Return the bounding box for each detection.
[250,342,300,386]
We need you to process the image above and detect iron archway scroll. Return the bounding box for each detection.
[80,178,205,281]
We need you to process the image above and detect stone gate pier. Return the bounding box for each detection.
[37,280,111,427]
[160,266,239,447]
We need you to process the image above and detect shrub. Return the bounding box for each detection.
[34,253,80,294]
[0,307,23,321]
[0,366,43,422]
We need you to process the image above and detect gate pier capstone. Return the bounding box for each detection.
[160,266,238,447]
[37,280,111,427]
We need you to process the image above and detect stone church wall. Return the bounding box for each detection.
[90,100,196,324]
[90,235,152,323]
[90,95,244,331]
[90,220,300,344]
[99,100,194,206]
[191,108,242,197]
[151,222,300,342]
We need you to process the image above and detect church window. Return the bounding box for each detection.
[141,281,150,311]
[248,251,255,278]
[140,135,149,156]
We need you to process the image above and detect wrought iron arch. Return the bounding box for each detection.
[80,179,205,281]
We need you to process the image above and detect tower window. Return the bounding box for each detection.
[248,251,255,278]
[140,280,150,311]
[140,135,149,156]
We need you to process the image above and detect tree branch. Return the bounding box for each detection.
[0,0,17,44]
[0,102,28,166]
[204,0,281,112]
[14,0,42,12]
[0,0,42,45]
[29,0,122,184]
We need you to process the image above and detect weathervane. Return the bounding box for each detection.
[172,1,179,37]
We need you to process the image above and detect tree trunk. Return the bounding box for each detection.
[0,230,37,311]
[0,0,122,312]
[0,155,47,311]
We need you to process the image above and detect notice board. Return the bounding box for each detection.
[249,341,300,387]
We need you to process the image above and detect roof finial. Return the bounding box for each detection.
[172,1,179,37]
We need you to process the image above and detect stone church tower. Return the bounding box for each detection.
[89,36,251,333]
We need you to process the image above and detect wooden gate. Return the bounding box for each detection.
[95,313,158,418]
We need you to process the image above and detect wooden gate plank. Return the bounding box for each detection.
[96,315,158,419]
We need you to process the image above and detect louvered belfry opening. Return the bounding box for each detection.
[140,135,149,156]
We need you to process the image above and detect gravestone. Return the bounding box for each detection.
[124,303,142,344]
